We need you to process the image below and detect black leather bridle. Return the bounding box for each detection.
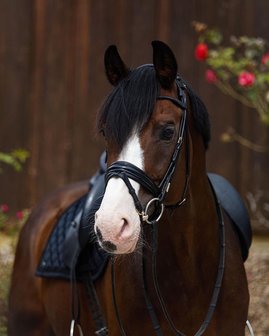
[105,79,190,225]
[105,78,225,336]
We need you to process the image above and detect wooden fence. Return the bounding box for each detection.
[1,0,269,231]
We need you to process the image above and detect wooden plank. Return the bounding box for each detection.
[0,0,269,216]
[0,0,32,210]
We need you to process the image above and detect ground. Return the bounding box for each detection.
[245,237,269,335]
[0,234,268,335]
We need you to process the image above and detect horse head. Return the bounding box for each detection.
[94,41,210,254]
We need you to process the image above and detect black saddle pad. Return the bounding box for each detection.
[36,159,109,282]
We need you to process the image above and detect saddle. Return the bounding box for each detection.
[208,173,252,261]
[36,153,109,281]
[36,154,252,282]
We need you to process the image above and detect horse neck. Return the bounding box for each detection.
[157,133,219,283]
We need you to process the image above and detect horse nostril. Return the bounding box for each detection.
[102,240,117,253]
[119,218,127,232]
[96,227,103,242]
[118,218,131,239]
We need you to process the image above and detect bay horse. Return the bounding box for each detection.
[8,41,250,335]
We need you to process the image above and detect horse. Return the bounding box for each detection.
[8,41,251,336]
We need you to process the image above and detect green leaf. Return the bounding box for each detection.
[11,149,30,163]
[205,29,223,45]
[0,149,30,173]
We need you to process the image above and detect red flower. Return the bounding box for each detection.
[0,204,9,213]
[262,53,269,65]
[205,69,217,83]
[238,72,255,87]
[16,211,24,220]
[195,43,208,61]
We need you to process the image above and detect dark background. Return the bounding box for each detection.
[0,0,268,221]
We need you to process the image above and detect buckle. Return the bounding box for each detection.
[95,326,109,335]
[144,198,164,224]
[70,319,84,336]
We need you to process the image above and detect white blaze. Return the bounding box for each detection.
[94,133,144,253]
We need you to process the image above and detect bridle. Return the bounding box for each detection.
[104,78,225,336]
[105,78,190,225]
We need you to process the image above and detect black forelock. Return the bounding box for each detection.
[97,65,211,150]
[97,65,160,149]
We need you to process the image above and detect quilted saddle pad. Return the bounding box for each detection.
[36,175,109,282]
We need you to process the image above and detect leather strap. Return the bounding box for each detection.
[85,273,108,335]
[106,161,160,197]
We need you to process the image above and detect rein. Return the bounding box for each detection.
[111,187,225,336]
[148,184,225,336]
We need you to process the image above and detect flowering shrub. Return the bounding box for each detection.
[0,149,30,233]
[0,203,30,233]
[195,43,208,61]
[0,205,9,231]
[193,22,269,125]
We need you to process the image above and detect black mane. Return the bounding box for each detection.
[186,83,211,149]
[97,65,210,149]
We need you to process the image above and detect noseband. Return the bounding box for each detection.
[105,79,190,224]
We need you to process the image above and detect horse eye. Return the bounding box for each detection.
[160,125,175,141]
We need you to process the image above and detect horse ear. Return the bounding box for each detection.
[152,40,178,89]
[104,45,129,86]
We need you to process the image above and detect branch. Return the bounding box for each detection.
[215,80,256,109]
[222,127,267,152]
[255,94,269,124]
